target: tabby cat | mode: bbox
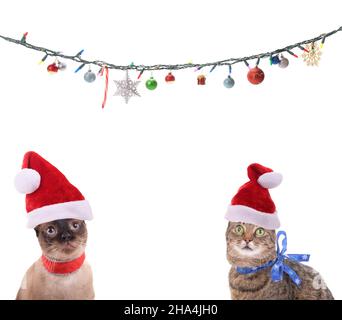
[226,222,334,300]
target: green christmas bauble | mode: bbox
[146,77,158,90]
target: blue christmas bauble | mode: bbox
[84,70,96,83]
[223,76,235,88]
[270,55,280,65]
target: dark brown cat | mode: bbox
[226,222,334,300]
[16,218,94,300]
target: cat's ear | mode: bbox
[34,227,39,237]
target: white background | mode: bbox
[0,0,341,299]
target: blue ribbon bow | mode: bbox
[236,230,310,287]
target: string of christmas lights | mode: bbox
[0,26,341,106]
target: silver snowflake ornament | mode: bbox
[114,70,140,104]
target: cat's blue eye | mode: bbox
[71,222,80,230]
[46,226,56,236]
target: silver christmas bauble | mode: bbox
[57,61,67,71]
[84,70,96,83]
[223,76,235,88]
[279,57,289,68]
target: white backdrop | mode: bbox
[0,0,341,299]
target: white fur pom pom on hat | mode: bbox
[14,168,41,194]
[257,171,283,189]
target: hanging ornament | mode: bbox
[247,66,265,85]
[270,55,280,65]
[101,66,109,109]
[165,72,175,83]
[278,54,289,68]
[114,70,141,104]
[84,69,96,83]
[223,65,234,88]
[145,76,158,90]
[57,61,67,71]
[47,63,58,73]
[197,74,206,85]
[223,76,235,88]
[302,42,322,66]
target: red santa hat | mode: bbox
[225,163,282,230]
[14,151,93,228]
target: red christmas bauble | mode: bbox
[247,67,265,85]
[47,63,59,73]
[165,72,175,83]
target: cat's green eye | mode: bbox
[234,225,245,236]
[255,227,265,237]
